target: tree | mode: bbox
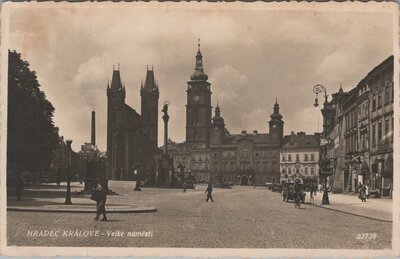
[7,50,59,184]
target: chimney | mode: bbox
[91,111,96,146]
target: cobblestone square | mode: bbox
[7,181,392,249]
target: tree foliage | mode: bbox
[8,50,59,178]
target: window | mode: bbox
[385,86,390,105]
[310,154,315,161]
[372,96,376,111]
[372,124,376,146]
[385,119,389,141]
[296,154,300,161]
[378,122,382,142]
[263,162,267,170]
[241,148,249,157]
[311,167,315,175]
[288,154,292,161]
[304,154,309,161]
[391,82,394,102]
[281,169,285,175]
[282,154,286,161]
[191,108,199,126]
[305,167,308,175]
[378,91,382,108]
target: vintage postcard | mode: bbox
[0,1,399,257]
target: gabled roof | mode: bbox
[281,134,320,149]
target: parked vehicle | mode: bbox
[283,182,306,203]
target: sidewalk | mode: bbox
[311,192,392,222]
[7,182,157,213]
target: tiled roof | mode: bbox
[282,134,320,149]
[225,133,278,144]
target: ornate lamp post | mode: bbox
[313,84,331,205]
[64,139,73,205]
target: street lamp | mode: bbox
[134,165,141,191]
[64,139,72,205]
[313,84,330,205]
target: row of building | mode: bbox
[160,42,321,186]
[103,41,393,191]
[324,56,394,197]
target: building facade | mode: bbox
[280,132,320,184]
[326,56,393,197]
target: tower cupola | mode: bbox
[268,98,284,144]
[212,103,224,125]
[190,39,208,81]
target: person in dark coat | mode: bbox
[183,182,187,193]
[205,183,214,202]
[94,182,108,221]
[14,174,24,201]
[358,183,367,202]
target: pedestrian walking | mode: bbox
[205,183,214,202]
[183,182,187,193]
[358,182,366,202]
[93,182,108,221]
[14,174,24,201]
[365,183,369,199]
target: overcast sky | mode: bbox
[8,4,394,151]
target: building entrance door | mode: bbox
[240,175,249,185]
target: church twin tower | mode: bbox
[106,41,284,179]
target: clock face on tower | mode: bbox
[193,95,200,102]
[272,124,277,128]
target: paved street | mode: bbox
[7,181,391,249]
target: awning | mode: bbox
[361,161,369,175]
[383,154,393,178]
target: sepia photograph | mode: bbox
[0,1,398,257]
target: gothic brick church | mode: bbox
[106,67,160,181]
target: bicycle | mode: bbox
[294,192,301,209]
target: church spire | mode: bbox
[196,38,203,69]
[110,67,123,90]
[142,66,158,93]
[215,103,221,117]
[274,97,280,114]
[190,38,208,81]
